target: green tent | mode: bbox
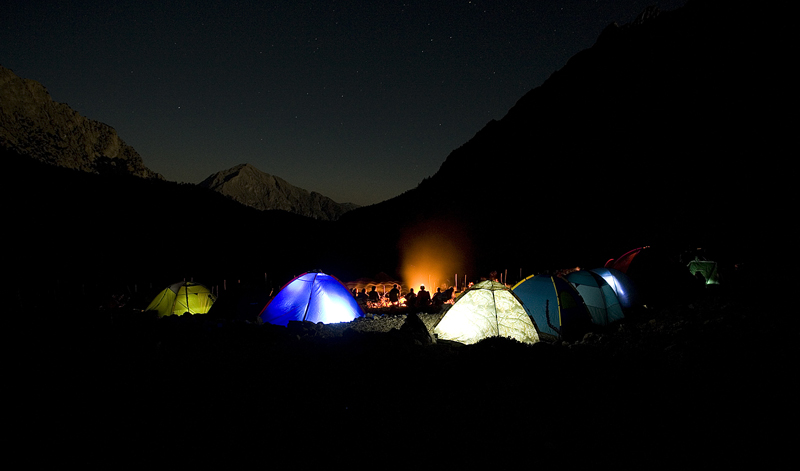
[688,258,720,285]
[145,281,216,318]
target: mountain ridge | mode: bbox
[6,0,784,286]
[337,0,782,274]
[0,65,162,180]
[1,65,360,220]
[198,163,360,221]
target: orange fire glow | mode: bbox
[397,219,473,293]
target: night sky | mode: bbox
[3,0,687,206]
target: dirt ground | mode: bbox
[21,280,795,468]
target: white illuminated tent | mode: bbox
[433,280,540,345]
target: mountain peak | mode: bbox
[198,163,358,221]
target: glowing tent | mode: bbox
[512,274,592,341]
[565,270,624,326]
[145,281,216,318]
[588,267,637,309]
[433,280,539,345]
[687,258,720,285]
[258,271,365,327]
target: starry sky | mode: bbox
[3,0,686,206]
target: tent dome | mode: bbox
[588,267,637,309]
[145,281,216,318]
[512,274,592,341]
[687,258,720,285]
[258,271,365,326]
[565,270,624,326]
[605,246,695,305]
[433,280,539,345]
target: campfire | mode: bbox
[345,279,457,312]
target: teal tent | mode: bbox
[565,270,624,326]
[512,274,593,341]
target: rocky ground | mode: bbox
[26,280,795,468]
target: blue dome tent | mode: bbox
[512,274,593,341]
[258,271,365,326]
[565,270,625,326]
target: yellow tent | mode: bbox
[145,281,216,318]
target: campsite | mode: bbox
[9,156,788,466]
[7,1,791,466]
[25,245,791,467]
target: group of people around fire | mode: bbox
[352,283,454,310]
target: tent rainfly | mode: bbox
[433,280,540,345]
[145,281,216,318]
[604,247,647,273]
[258,271,365,327]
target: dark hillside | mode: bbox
[337,0,783,276]
[7,147,330,304]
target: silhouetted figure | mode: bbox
[405,288,416,308]
[368,286,380,303]
[416,285,431,308]
[432,287,444,307]
[443,286,454,301]
[388,284,400,304]
[356,288,368,304]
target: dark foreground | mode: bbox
[22,282,794,468]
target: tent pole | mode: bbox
[302,273,318,322]
[492,290,499,337]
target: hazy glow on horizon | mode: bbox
[398,219,473,292]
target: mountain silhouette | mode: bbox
[6,0,784,291]
[335,0,782,277]
[0,65,162,180]
[198,163,359,221]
